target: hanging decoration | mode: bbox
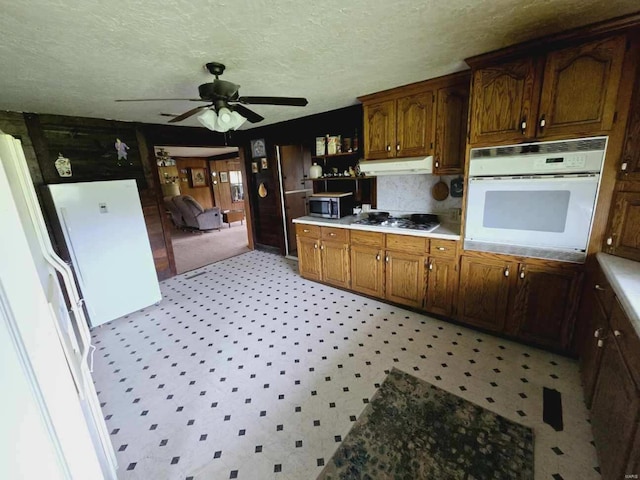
[54,153,72,177]
[114,138,130,164]
[258,182,267,198]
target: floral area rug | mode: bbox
[318,368,534,480]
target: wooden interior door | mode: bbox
[457,256,513,331]
[537,35,626,138]
[363,100,396,159]
[385,251,425,308]
[434,82,469,174]
[469,57,540,144]
[211,159,245,212]
[510,263,581,350]
[607,191,640,262]
[320,240,350,289]
[350,244,384,297]
[396,90,434,158]
[425,257,457,317]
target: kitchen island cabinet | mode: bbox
[467,34,627,145]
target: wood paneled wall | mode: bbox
[174,157,214,209]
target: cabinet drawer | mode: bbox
[351,230,384,247]
[593,265,615,317]
[429,239,458,258]
[609,300,640,389]
[296,223,321,238]
[386,234,428,254]
[321,227,349,242]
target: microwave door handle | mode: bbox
[330,199,337,217]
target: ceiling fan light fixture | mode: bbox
[197,109,218,130]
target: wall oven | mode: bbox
[308,192,353,219]
[464,137,607,263]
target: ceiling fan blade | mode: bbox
[115,98,204,102]
[168,105,210,123]
[236,96,308,107]
[231,104,264,123]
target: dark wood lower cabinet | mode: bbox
[607,191,640,262]
[510,263,581,350]
[578,293,608,408]
[590,331,639,480]
[425,256,457,317]
[457,256,512,332]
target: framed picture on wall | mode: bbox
[188,167,208,187]
[251,138,266,158]
[219,171,229,183]
[260,157,268,170]
[251,162,259,173]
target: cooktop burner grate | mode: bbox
[354,216,440,232]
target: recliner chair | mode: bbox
[164,196,186,229]
[172,195,222,231]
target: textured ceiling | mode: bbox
[1,0,638,130]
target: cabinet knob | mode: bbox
[597,339,604,348]
[428,262,433,271]
[303,229,310,233]
[396,143,400,151]
[520,117,527,135]
[614,329,623,338]
[519,268,525,279]
[314,243,318,249]
[594,328,604,338]
[320,244,324,250]
[539,115,546,130]
[329,232,336,236]
[385,255,390,263]
[386,145,392,152]
[437,246,446,251]
[376,253,381,261]
[594,284,606,291]
[504,267,510,277]
[434,160,440,169]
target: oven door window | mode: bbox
[465,175,600,250]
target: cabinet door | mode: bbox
[607,191,640,262]
[396,91,434,158]
[591,338,640,480]
[425,257,458,317]
[578,279,609,408]
[457,256,513,331]
[296,235,322,281]
[537,35,626,138]
[385,251,425,309]
[469,57,539,144]
[320,240,350,289]
[510,263,581,350]
[350,244,384,298]
[434,82,469,174]
[363,100,396,160]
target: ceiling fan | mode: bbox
[116,62,308,131]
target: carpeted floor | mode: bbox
[170,223,250,274]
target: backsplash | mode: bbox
[376,174,463,217]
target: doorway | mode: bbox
[155,146,252,274]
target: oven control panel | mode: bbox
[533,155,587,170]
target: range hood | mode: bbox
[359,156,433,176]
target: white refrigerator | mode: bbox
[0,132,118,479]
[47,180,161,327]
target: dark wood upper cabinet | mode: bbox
[468,34,628,145]
[606,191,640,262]
[537,35,626,138]
[363,100,396,160]
[434,82,469,174]
[396,90,434,158]
[360,72,469,173]
[469,57,540,145]
[619,60,640,182]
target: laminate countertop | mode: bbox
[596,253,640,337]
[292,215,461,240]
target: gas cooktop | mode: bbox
[353,216,440,232]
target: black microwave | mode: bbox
[308,192,353,219]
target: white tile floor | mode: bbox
[91,250,601,480]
